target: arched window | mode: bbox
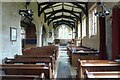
[59,25,68,39]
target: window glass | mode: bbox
[82,16,86,38]
[59,25,68,39]
[89,7,97,37]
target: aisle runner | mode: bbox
[57,46,72,79]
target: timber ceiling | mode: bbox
[37,2,88,29]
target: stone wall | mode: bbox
[1,2,50,63]
[2,2,24,61]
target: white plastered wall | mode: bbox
[1,2,48,63]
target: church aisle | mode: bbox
[56,46,73,80]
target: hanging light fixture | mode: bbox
[19,9,33,17]
[95,2,111,17]
[19,2,33,17]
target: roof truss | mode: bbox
[53,22,74,29]
[37,2,88,28]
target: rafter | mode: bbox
[54,24,73,30]
[70,2,88,16]
[46,9,80,22]
[38,2,57,16]
[51,3,55,18]
[44,12,46,23]
[37,2,88,27]
[63,3,85,9]
[48,15,77,25]
[50,15,76,20]
[52,3,62,8]
[53,22,74,29]
[38,2,50,6]
[45,9,80,15]
[53,20,75,25]
[71,4,74,12]
[52,3,83,9]
[50,18,75,23]
[37,2,88,17]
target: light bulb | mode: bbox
[28,10,31,14]
[105,10,109,15]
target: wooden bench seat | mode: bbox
[4,57,55,74]
[71,51,99,66]
[14,54,55,66]
[0,64,52,79]
[23,52,55,60]
[14,54,55,65]
[0,74,43,80]
[85,70,120,80]
[23,45,58,60]
[76,59,120,79]
[67,46,99,66]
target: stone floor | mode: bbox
[55,46,76,79]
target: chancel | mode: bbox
[0,0,120,80]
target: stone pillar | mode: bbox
[36,26,42,47]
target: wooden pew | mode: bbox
[21,45,58,71]
[76,59,120,79]
[17,46,57,70]
[4,57,55,74]
[71,51,99,66]
[67,46,98,66]
[67,46,93,52]
[85,70,120,80]
[15,55,54,65]
[14,54,55,65]
[0,74,42,80]
[0,64,52,79]
[23,48,55,58]
[16,55,55,71]
[23,45,58,60]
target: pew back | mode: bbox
[76,59,120,79]
[23,45,58,60]
[0,75,40,80]
[67,46,99,66]
[0,64,52,79]
[72,51,99,66]
[4,57,55,73]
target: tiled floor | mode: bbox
[55,46,76,79]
